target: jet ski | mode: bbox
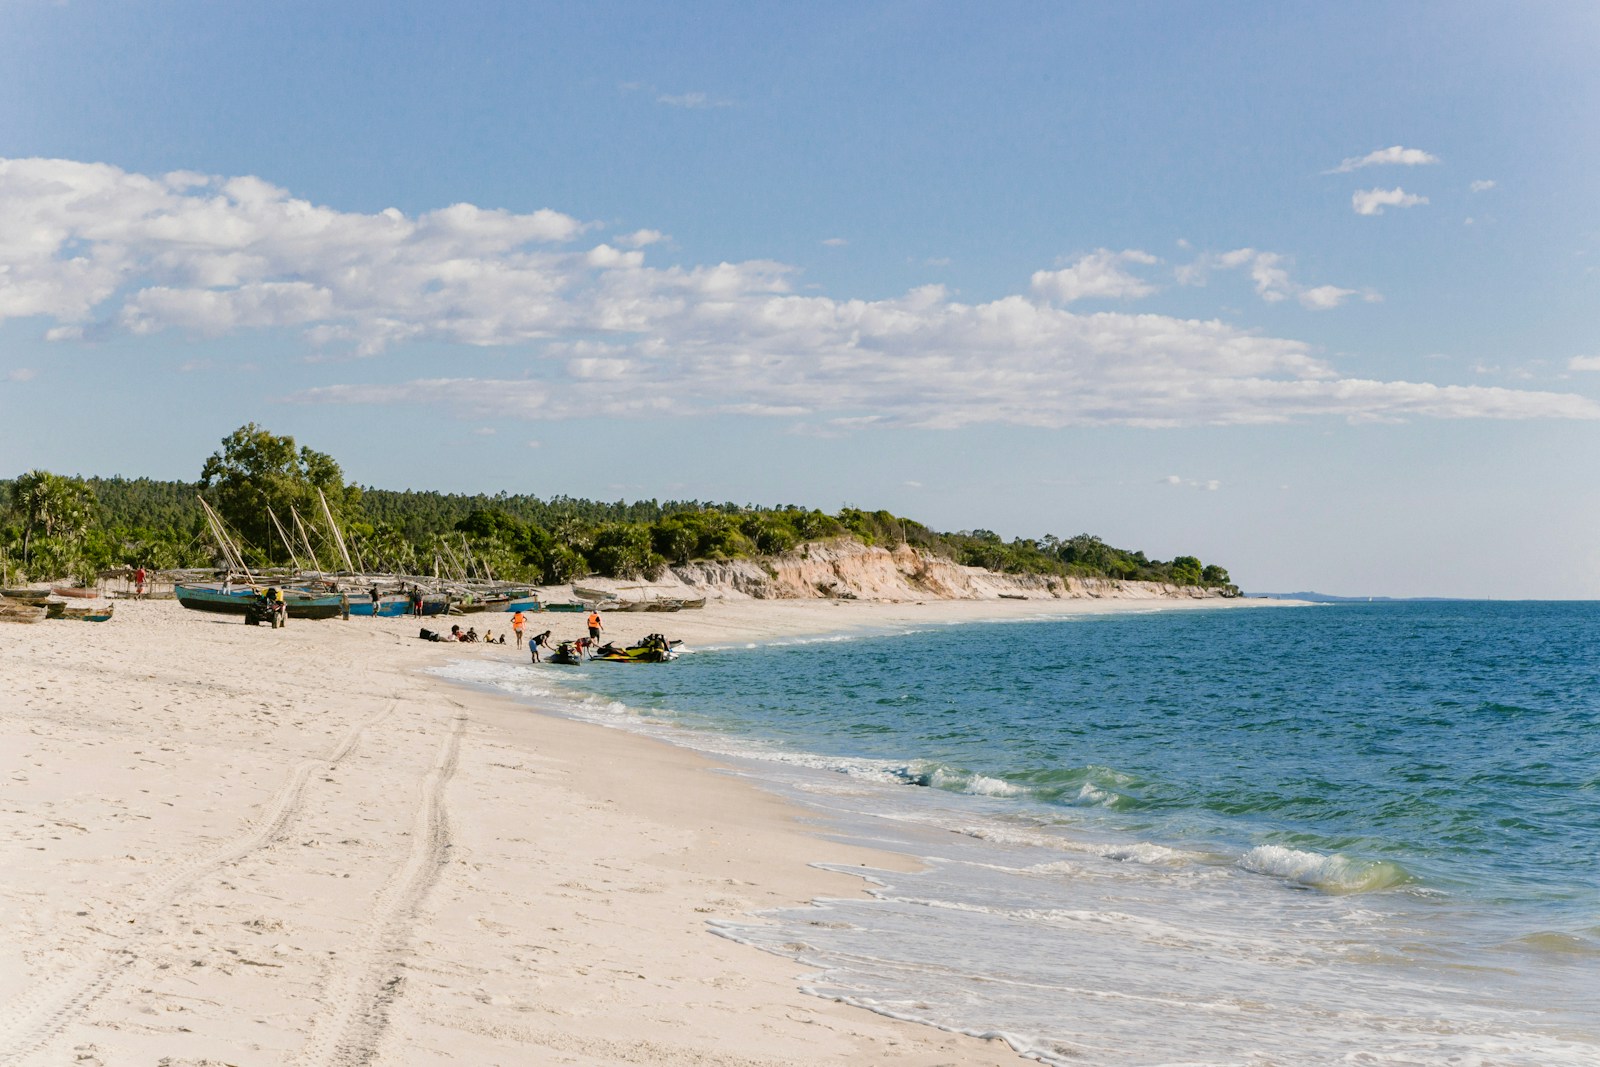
[548,641,584,665]
[594,633,682,663]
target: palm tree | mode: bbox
[11,470,95,569]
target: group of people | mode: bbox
[511,609,605,663]
[422,623,505,643]
[416,609,605,656]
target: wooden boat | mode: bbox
[51,586,99,599]
[175,583,347,621]
[455,594,541,614]
[540,601,589,612]
[346,593,413,617]
[0,595,47,623]
[47,602,115,622]
[0,587,49,601]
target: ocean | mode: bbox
[434,601,1600,1066]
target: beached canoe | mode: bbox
[175,583,348,621]
[0,588,49,602]
[0,595,47,623]
[346,594,413,617]
[47,602,115,622]
[452,593,541,614]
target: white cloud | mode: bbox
[1470,180,1497,193]
[1353,187,1429,216]
[1162,474,1221,490]
[616,229,665,248]
[1569,356,1600,372]
[1298,285,1357,310]
[822,237,848,247]
[4,367,37,382]
[1328,146,1441,173]
[656,91,732,109]
[1031,249,1158,304]
[5,156,1596,430]
[1179,248,1365,309]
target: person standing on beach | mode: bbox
[511,611,527,648]
[586,610,603,649]
[410,585,423,617]
[133,565,147,600]
[369,584,380,616]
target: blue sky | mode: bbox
[2,1,1597,597]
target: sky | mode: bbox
[1,0,1597,598]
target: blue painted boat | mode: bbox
[346,594,413,617]
[175,583,347,620]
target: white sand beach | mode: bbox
[0,594,1266,1065]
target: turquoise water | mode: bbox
[441,602,1600,1065]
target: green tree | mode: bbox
[589,523,658,578]
[10,469,97,572]
[1170,555,1203,585]
[198,424,360,565]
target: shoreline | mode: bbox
[0,595,1287,1064]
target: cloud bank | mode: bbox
[2,157,1595,428]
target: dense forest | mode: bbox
[1,424,1234,591]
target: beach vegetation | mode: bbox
[1,426,1237,592]
[199,423,362,566]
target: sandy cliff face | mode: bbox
[658,539,1231,603]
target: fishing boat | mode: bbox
[0,588,49,602]
[51,586,100,599]
[454,593,541,614]
[174,583,347,621]
[346,593,414,617]
[0,595,47,623]
[47,602,115,622]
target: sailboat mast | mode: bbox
[197,496,256,584]
[267,507,305,572]
[318,489,356,573]
[289,507,325,574]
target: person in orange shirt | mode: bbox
[511,611,527,648]
[586,610,603,648]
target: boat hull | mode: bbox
[175,584,347,620]
[47,602,115,622]
[346,594,412,617]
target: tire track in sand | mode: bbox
[290,710,465,1067]
[0,700,400,1064]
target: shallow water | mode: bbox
[435,602,1600,1065]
